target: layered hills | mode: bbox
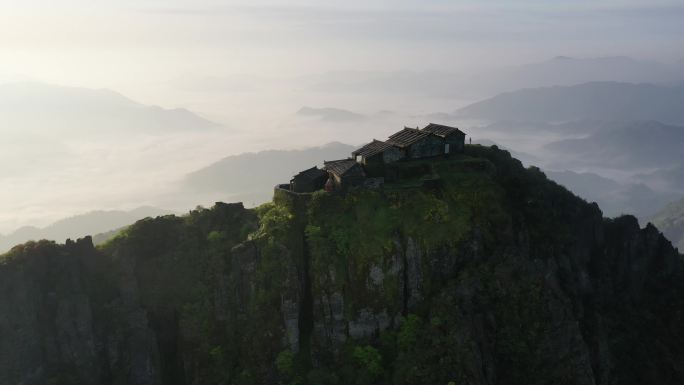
[545,170,680,219]
[0,206,175,253]
[303,56,684,100]
[543,120,684,169]
[0,82,218,135]
[651,198,684,252]
[182,142,356,205]
[457,82,684,124]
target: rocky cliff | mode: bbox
[0,146,682,385]
[0,237,159,385]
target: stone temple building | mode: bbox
[421,123,466,155]
[282,123,466,193]
[289,167,328,193]
[323,159,366,191]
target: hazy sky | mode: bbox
[1,0,683,103]
[0,0,683,233]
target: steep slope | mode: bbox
[650,198,684,251]
[457,82,684,124]
[1,146,682,385]
[0,203,257,385]
[546,170,682,219]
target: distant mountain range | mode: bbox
[0,206,174,253]
[0,82,219,135]
[304,56,684,99]
[457,82,684,124]
[636,165,684,193]
[182,142,356,204]
[463,118,684,220]
[475,119,630,136]
[482,56,683,91]
[296,107,366,122]
[546,170,681,219]
[543,120,684,169]
[534,120,684,219]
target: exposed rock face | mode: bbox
[0,149,682,384]
[0,237,160,385]
[301,210,679,384]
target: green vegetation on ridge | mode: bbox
[1,145,681,385]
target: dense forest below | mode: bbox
[0,145,682,385]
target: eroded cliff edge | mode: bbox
[1,145,682,385]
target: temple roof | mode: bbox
[352,140,397,158]
[387,127,431,148]
[422,123,465,138]
[291,166,327,181]
[324,159,365,177]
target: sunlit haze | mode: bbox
[1,0,683,232]
[3,2,684,383]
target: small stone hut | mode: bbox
[351,139,404,166]
[323,159,366,190]
[282,122,467,195]
[290,166,327,193]
[387,127,445,159]
[351,139,404,177]
[421,123,465,155]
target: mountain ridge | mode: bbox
[0,206,175,253]
[543,120,684,169]
[1,145,682,384]
[456,82,684,124]
[303,56,684,99]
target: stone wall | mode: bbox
[408,135,445,159]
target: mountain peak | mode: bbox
[3,144,682,384]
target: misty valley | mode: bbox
[4,73,684,254]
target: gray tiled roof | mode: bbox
[324,159,365,177]
[352,140,397,158]
[422,123,465,137]
[292,166,327,181]
[387,127,431,148]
